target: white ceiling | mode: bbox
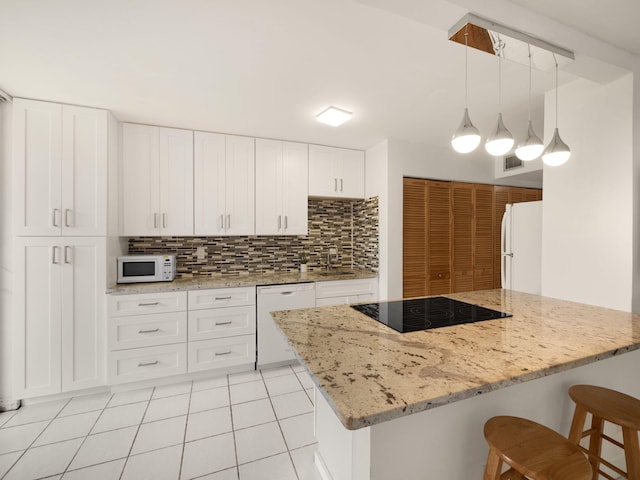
[0,0,635,151]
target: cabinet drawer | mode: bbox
[188,286,255,310]
[109,312,187,351]
[108,343,187,384]
[189,305,256,341]
[108,291,187,317]
[315,278,378,299]
[188,335,256,373]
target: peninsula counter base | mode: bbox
[313,349,640,480]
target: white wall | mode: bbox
[541,75,634,311]
[0,103,15,409]
[632,59,640,314]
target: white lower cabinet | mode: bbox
[188,335,255,373]
[14,237,106,399]
[315,278,378,307]
[107,287,256,385]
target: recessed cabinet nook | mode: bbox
[12,97,373,401]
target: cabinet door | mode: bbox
[403,178,427,298]
[255,138,283,235]
[13,99,62,236]
[473,185,494,290]
[14,238,62,398]
[451,183,473,292]
[61,237,106,392]
[308,144,337,197]
[225,135,255,235]
[61,106,108,236]
[194,131,226,235]
[281,141,308,234]
[121,123,160,236]
[426,181,451,294]
[336,149,365,199]
[159,128,193,235]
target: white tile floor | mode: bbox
[0,364,322,480]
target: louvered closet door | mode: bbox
[494,186,511,288]
[403,178,427,298]
[451,183,473,292]
[426,181,451,295]
[474,184,494,290]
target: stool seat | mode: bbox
[568,385,640,480]
[484,416,592,480]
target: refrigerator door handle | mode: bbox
[500,210,511,289]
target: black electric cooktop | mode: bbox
[351,297,512,333]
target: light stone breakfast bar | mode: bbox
[271,289,640,480]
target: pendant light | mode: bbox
[451,28,481,154]
[485,39,514,156]
[542,54,571,166]
[515,46,544,161]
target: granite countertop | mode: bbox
[271,289,640,430]
[107,269,377,295]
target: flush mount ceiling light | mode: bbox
[515,45,544,161]
[542,55,571,166]
[485,38,514,156]
[316,106,352,127]
[451,26,481,154]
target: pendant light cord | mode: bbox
[527,45,532,122]
[464,28,469,108]
[554,53,559,127]
[497,39,503,111]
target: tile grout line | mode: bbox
[228,373,241,480]
[1,396,74,480]
[177,380,194,480]
[117,386,156,480]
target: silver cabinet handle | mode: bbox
[226,214,231,230]
[284,216,288,229]
[138,301,159,306]
[281,291,294,295]
[219,214,224,231]
[138,360,159,367]
[215,321,233,326]
[340,178,343,192]
[278,215,282,230]
[215,351,232,356]
[162,213,166,228]
[52,246,60,264]
[154,213,158,228]
[65,209,71,227]
[334,178,338,192]
[138,328,160,334]
[52,208,61,227]
[215,296,232,300]
[64,246,71,264]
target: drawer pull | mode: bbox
[215,350,232,356]
[215,321,233,326]
[138,360,159,367]
[215,296,232,300]
[138,302,160,306]
[138,328,160,334]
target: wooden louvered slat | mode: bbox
[451,182,473,292]
[426,181,451,295]
[403,178,427,298]
[474,184,494,290]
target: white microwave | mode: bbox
[117,254,176,284]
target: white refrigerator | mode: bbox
[501,201,542,294]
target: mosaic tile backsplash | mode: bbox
[128,198,379,277]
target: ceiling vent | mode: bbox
[0,89,13,103]
[504,154,523,171]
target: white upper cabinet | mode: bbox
[256,139,308,235]
[121,123,193,236]
[194,132,255,236]
[13,99,107,236]
[308,144,365,199]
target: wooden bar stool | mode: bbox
[484,416,592,480]
[568,385,640,480]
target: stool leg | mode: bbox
[569,404,588,444]
[622,426,640,480]
[483,447,504,480]
[588,415,604,480]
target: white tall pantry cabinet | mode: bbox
[12,98,111,400]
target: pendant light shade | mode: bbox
[451,27,480,154]
[515,120,544,161]
[451,108,481,153]
[542,127,570,166]
[542,54,570,166]
[485,113,514,156]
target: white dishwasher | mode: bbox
[257,283,315,368]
